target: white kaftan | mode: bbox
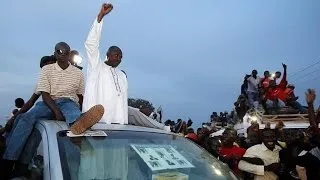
[83,18,128,124]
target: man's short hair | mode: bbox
[261,129,276,137]
[40,56,56,68]
[70,50,79,55]
[223,128,237,135]
[107,46,122,55]
[187,128,195,134]
[55,42,70,51]
[164,120,172,126]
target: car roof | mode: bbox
[38,120,174,135]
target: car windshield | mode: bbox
[57,130,238,180]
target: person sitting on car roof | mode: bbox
[0,42,104,180]
[264,79,287,114]
[283,84,307,114]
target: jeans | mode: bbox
[19,129,42,164]
[3,98,81,161]
[266,99,285,113]
[247,91,259,108]
[287,101,307,114]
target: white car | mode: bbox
[22,120,239,180]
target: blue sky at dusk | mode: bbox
[0,0,319,128]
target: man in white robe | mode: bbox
[84,3,128,124]
[81,5,129,179]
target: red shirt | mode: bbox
[265,75,288,101]
[278,88,294,102]
[266,87,285,101]
[219,146,246,174]
[185,133,198,141]
[261,77,271,88]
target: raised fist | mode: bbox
[282,63,287,69]
[100,3,113,16]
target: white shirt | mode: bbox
[128,107,170,131]
[83,18,128,124]
[275,78,281,85]
[247,76,261,92]
[238,143,281,180]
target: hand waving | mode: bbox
[305,89,316,104]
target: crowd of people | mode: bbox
[236,63,307,120]
[1,54,318,180]
[0,3,319,180]
[159,63,320,180]
[170,89,319,180]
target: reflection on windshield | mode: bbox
[57,130,238,180]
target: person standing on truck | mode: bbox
[260,71,271,88]
[241,74,251,99]
[83,3,128,124]
[246,70,261,108]
[273,63,287,85]
[0,42,104,180]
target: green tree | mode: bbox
[128,98,155,112]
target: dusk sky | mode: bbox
[1,0,319,128]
